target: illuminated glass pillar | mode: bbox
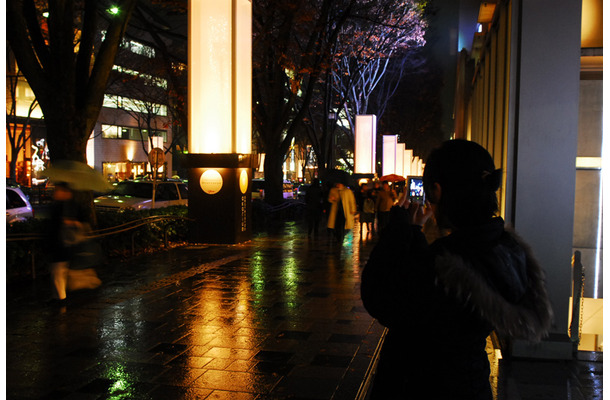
[187,0,252,244]
[382,135,397,176]
[404,149,413,177]
[411,156,420,177]
[396,142,405,177]
[355,115,377,174]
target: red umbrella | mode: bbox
[379,174,406,183]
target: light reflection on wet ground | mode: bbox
[5,220,602,399]
[6,221,383,399]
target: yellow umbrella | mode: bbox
[46,160,113,193]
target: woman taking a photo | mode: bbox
[361,140,553,399]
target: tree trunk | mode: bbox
[43,112,89,162]
[9,157,18,182]
[263,151,285,206]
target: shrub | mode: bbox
[6,206,189,282]
[6,201,306,283]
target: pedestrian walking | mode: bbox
[327,182,357,243]
[355,182,367,215]
[360,186,376,236]
[47,183,102,304]
[369,180,381,231]
[360,139,553,399]
[305,179,323,237]
[375,181,396,231]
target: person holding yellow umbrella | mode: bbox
[45,160,112,305]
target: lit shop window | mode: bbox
[101,125,119,139]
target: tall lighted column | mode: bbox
[382,135,397,176]
[396,142,405,177]
[354,115,377,174]
[187,0,253,244]
[411,156,420,177]
[404,149,413,177]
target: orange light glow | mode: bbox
[581,0,602,48]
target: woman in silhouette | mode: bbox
[361,140,553,399]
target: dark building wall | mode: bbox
[454,0,585,358]
[424,0,461,139]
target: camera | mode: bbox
[407,176,425,204]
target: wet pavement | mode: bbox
[5,220,603,399]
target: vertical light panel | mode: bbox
[411,156,420,176]
[382,135,397,176]
[404,149,413,176]
[86,131,95,168]
[149,136,164,151]
[189,0,251,154]
[234,0,252,154]
[355,115,377,174]
[396,143,405,177]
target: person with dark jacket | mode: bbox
[48,183,101,303]
[360,140,553,399]
[305,179,323,237]
[375,181,396,231]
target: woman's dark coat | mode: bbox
[360,207,553,399]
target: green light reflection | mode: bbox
[103,363,134,399]
[251,251,265,297]
[281,256,299,316]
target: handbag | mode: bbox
[70,239,103,270]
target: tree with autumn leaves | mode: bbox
[253,0,427,204]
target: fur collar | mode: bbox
[434,229,553,342]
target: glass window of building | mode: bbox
[101,124,119,139]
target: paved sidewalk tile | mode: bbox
[6,221,382,400]
[6,220,602,400]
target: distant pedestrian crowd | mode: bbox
[304,175,407,244]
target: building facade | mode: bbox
[6,35,177,187]
[452,0,602,358]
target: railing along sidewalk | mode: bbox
[6,215,192,279]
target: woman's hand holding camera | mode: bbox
[397,194,433,227]
[410,201,434,227]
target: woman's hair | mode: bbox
[423,139,501,228]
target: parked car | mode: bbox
[6,185,34,223]
[94,180,188,211]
